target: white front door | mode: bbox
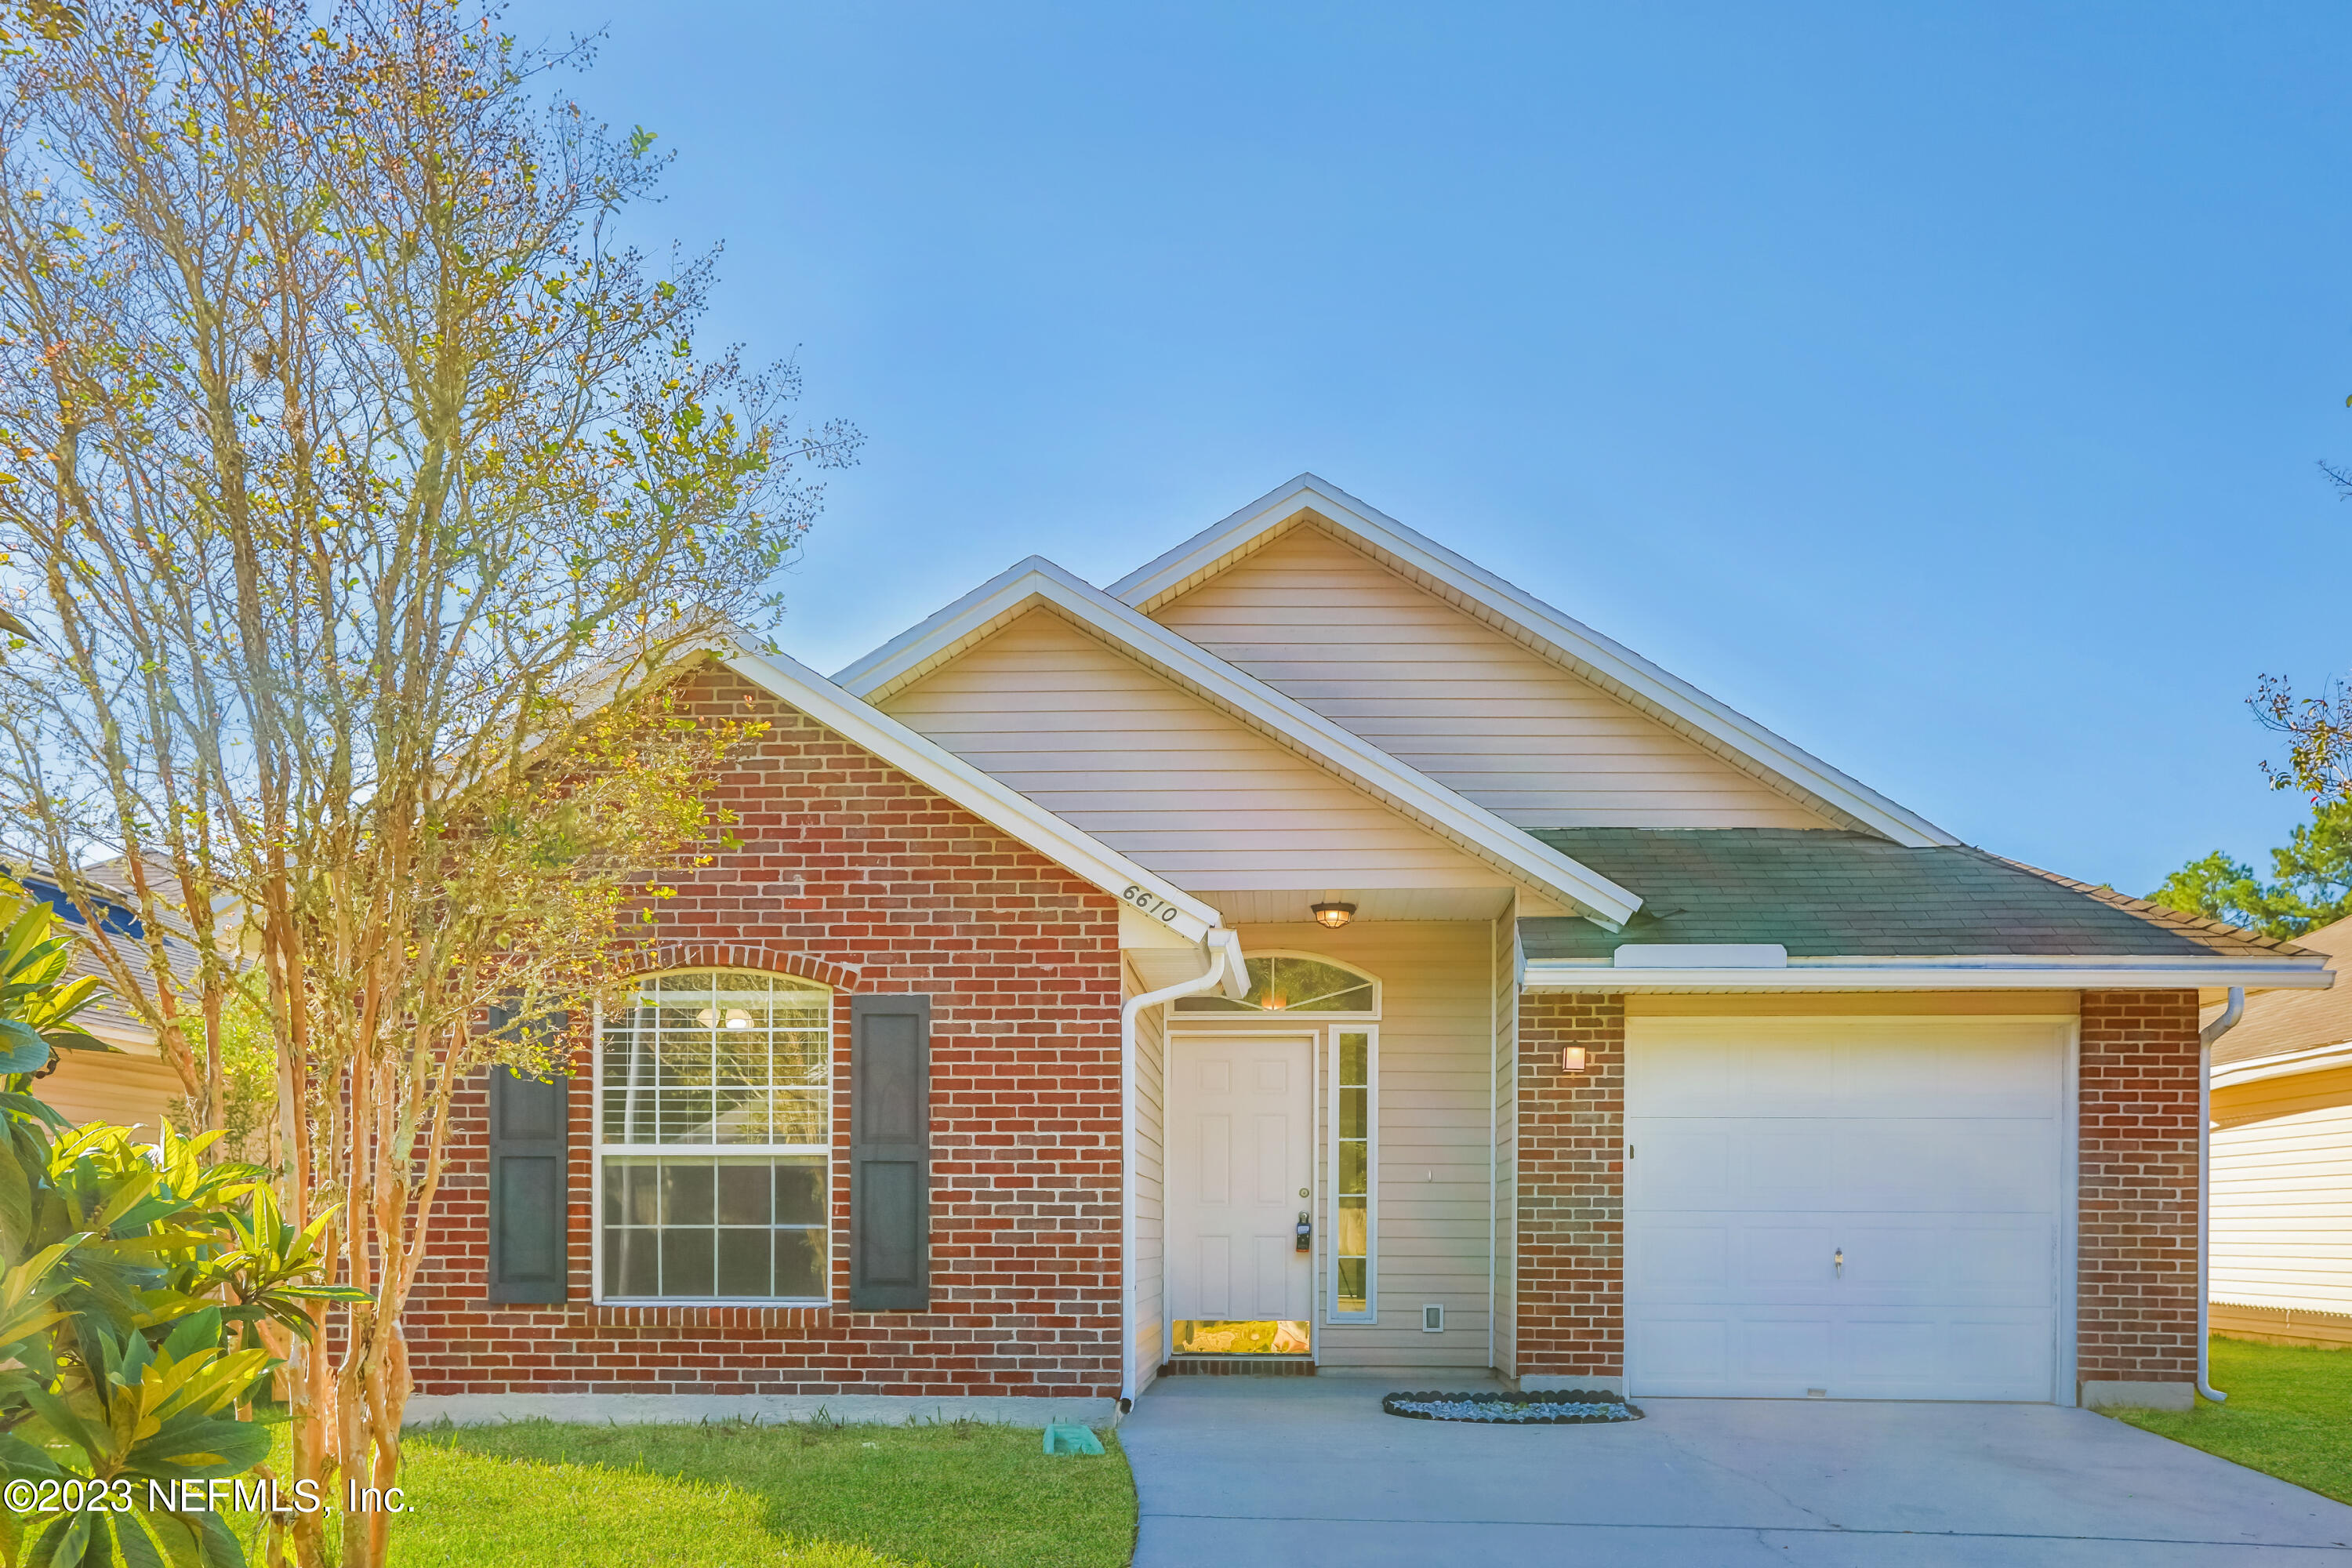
[1167,1033,1315,1336]
[1626,1015,2067,1401]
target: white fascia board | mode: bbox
[1523,955,2338,992]
[2214,1043,2352,1091]
[831,556,1061,698]
[1109,474,1956,849]
[721,648,1225,946]
[830,561,1644,928]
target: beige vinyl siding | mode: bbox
[1127,955,1168,1392]
[884,606,1502,890]
[1181,920,1493,1370]
[41,1048,183,1132]
[1491,906,1519,1377]
[1148,523,1835,831]
[2211,1065,2352,1316]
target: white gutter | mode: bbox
[1118,930,1242,1414]
[1521,957,2336,992]
[2197,987,2245,1405]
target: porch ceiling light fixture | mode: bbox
[1312,901,1357,930]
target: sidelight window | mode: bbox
[1330,1028,1377,1322]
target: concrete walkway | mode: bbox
[1120,1376,2352,1565]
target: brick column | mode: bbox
[2078,989,2200,1410]
[1515,993,1625,1388]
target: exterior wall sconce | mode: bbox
[1560,1046,1588,1074]
[1312,902,1357,930]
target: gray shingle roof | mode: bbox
[1519,829,2307,961]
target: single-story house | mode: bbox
[2209,913,2352,1347]
[403,474,2330,1425]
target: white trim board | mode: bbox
[722,646,1239,967]
[2213,1042,2352,1090]
[1105,474,1955,848]
[829,558,1642,928]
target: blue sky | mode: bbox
[511,1,2352,894]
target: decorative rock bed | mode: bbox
[1380,1389,1643,1425]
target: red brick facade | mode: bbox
[1514,993,1626,1382]
[1512,990,2205,1397]
[2077,989,2201,1390]
[405,670,1126,1399]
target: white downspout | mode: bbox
[1119,930,1240,1414]
[2197,985,2245,1405]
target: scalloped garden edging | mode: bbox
[1380,1389,1644,1425]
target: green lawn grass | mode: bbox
[229,1417,1136,1567]
[2116,1335,2352,1504]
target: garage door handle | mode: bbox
[1834,1247,1844,1279]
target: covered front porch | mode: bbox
[1124,889,1525,1390]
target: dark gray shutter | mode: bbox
[485,1005,572,1304]
[851,995,931,1311]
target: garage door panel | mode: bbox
[1945,1316,2055,1396]
[1744,1317,1831,1378]
[1642,1131,1730,1206]
[1631,1213,2052,1305]
[1637,1225,1730,1289]
[1846,1316,1938,1377]
[1740,1225,1837,1287]
[1638,1316,1728,1386]
[1640,1120,2058,1213]
[1632,1308,2056,1399]
[1744,1131,1834,1199]
[1844,1225,1941,1288]
[1627,1016,2067,1403]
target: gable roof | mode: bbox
[1109,474,1955,848]
[718,646,1239,965]
[830,557,1646,927]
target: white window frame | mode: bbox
[590,972,835,1308]
[1326,1023,1378,1326]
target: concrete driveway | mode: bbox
[1120,1377,2352,1566]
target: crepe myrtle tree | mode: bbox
[0,891,362,1568]
[0,2,855,1564]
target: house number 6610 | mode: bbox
[1120,885,1180,923]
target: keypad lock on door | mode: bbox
[1295,1212,1312,1253]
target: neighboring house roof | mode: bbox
[829,556,1645,927]
[8,869,198,1050]
[2210,913,2352,1077]
[1107,474,1957,848]
[1515,829,2330,992]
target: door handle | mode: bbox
[1834,1247,1844,1279]
[1295,1212,1312,1254]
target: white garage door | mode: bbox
[1626,1014,2067,1402]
